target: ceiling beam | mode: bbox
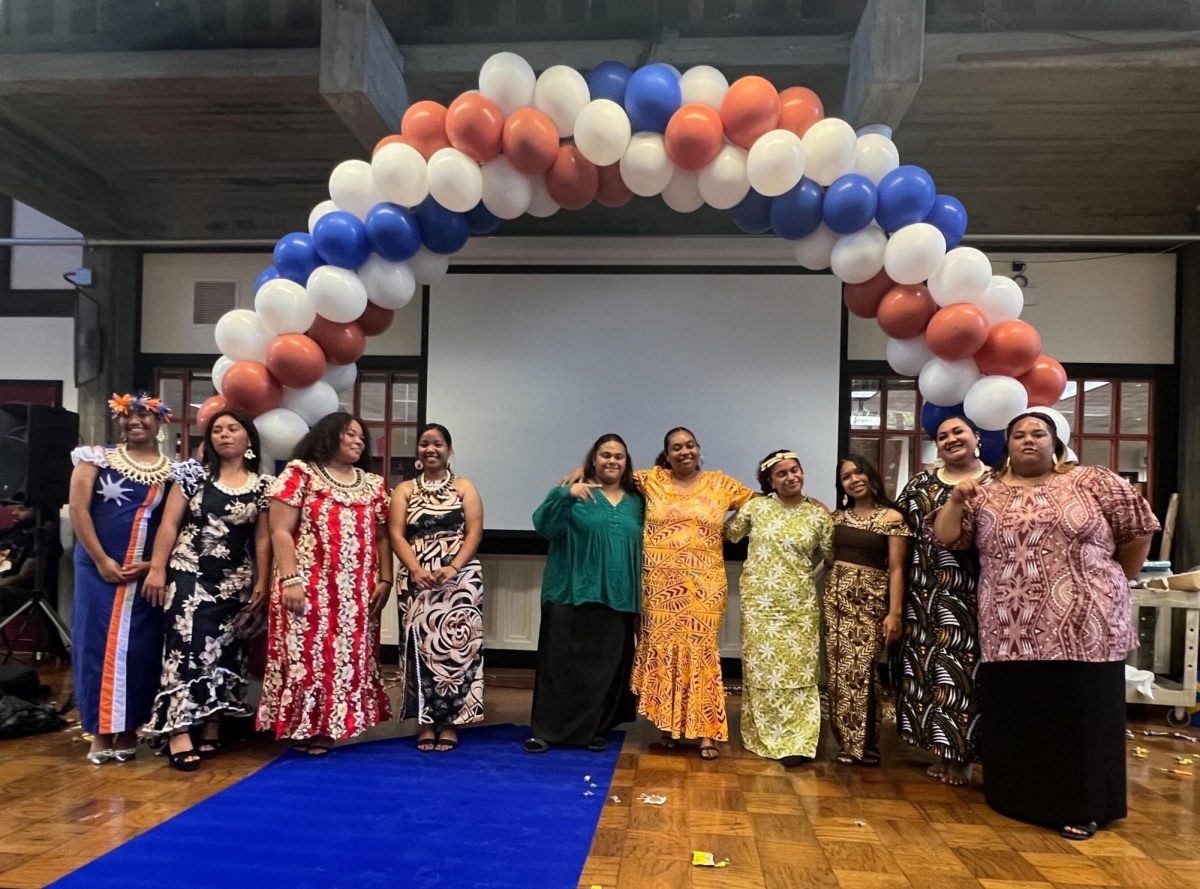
[841,0,924,130]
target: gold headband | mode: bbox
[759,451,800,473]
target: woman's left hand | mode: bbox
[882,612,902,645]
[370,580,392,618]
[431,565,458,586]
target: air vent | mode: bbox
[192,281,237,324]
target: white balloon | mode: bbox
[282,380,340,427]
[928,247,993,307]
[358,254,416,310]
[886,336,934,376]
[974,275,1024,325]
[480,156,533,219]
[919,357,981,406]
[830,227,888,284]
[964,375,1029,431]
[1032,405,1072,446]
[254,278,315,335]
[533,65,591,137]
[793,224,839,270]
[573,99,632,167]
[322,362,358,394]
[211,355,235,395]
[408,247,450,283]
[479,51,536,117]
[306,265,368,324]
[307,200,338,234]
[662,169,704,213]
[328,159,380,219]
[254,408,310,458]
[800,118,858,186]
[679,65,729,110]
[371,142,429,208]
[426,147,483,214]
[619,133,674,197]
[746,129,806,197]
[526,176,561,218]
[852,133,900,185]
[883,223,947,285]
[1065,446,1079,463]
[697,144,750,210]
[214,309,272,363]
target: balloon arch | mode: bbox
[205,52,1072,463]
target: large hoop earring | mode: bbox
[414,459,423,471]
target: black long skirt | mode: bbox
[981,659,1126,827]
[529,601,637,746]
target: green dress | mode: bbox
[726,496,833,759]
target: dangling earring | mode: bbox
[933,457,945,469]
[156,428,166,444]
[244,447,256,461]
[414,459,423,472]
[973,444,981,459]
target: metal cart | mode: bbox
[1128,585,1200,726]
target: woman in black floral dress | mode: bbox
[143,411,273,770]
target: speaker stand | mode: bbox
[0,593,71,664]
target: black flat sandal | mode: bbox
[587,737,609,752]
[523,737,550,753]
[168,748,201,772]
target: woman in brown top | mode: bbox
[826,454,910,765]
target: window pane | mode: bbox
[161,422,185,462]
[338,390,354,413]
[364,424,386,477]
[848,436,880,470]
[392,378,418,423]
[1082,381,1113,434]
[391,427,417,482]
[885,379,916,431]
[359,374,387,421]
[158,377,184,417]
[1120,381,1150,434]
[1118,441,1149,495]
[881,437,910,499]
[850,379,881,431]
[1053,380,1078,430]
[1080,438,1112,469]
[190,375,215,409]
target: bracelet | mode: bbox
[378,577,394,585]
[280,575,304,588]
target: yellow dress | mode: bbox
[629,466,754,740]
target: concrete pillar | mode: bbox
[1176,244,1200,570]
[75,246,139,445]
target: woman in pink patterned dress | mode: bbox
[933,411,1158,841]
[257,413,394,755]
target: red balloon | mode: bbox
[843,269,895,319]
[664,104,725,171]
[720,76,781,149]
[595,163,633,208]
[544,145,599,210]
[357,301,395,336]
[222,361,283,417]
[307,315,366,365]
[265,333,326,388]
[400,101,450,160]
[778,86,824,138]
[975,320,1042,377]
[196,395,228,429]
[876,284,937,339]
[925,304,990,360]
[501,108,559,175]
[446,92,505,163]
[1018,355,1067,406]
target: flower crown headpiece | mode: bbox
[759,451,800,474]
[108,391,173,421]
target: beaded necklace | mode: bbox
[108,444,172,486]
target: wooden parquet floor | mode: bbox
[0,666,1198,889]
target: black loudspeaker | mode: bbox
[0,404,80,507]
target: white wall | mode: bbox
[9,202,81,290]
[0,317,79,411]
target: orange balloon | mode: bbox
[265,333,326,388]
[975,320,1042,377]
[843,269,895,319]
[400,101,450,160]
[720,76,781,149]
[925,304,990,360]
[595,163,633,208]
[664,104,725,171]
[357,301,395,336]
[196,395,228,429]
[446,92,505,163]
[222,361,283,417]
[307,315,366,365]
[876,284,936,339]
[1019,355,1068,407]
[778,86,824,138]
[544,145,599,210]
[501,108,560,175]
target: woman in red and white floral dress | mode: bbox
[257,413,394,755]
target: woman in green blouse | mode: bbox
[524,433,643,753]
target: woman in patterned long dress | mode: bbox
[142,411,273,770]
[894,415,985,787]
[629,427,754,759]
[68,392,174,764]
[389,423,485,753]
[258,413,393,755]
[826,454,909,766]
[725,450,832,767]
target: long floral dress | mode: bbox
[257,461,392,741]
[397,474,485,728]
[726,496,833,759]
[629,467,754,741]
[144,460,273,735]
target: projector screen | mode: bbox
[426,272,843,531]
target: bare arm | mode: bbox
[882,510,907,645]
[388,482,434,590]
[932,478,983,545]
[249,512,273,610]
[370,523,394,618]
[0,557,36,589]
[143,485,187,606]
[269,499,304,614]
[1115,533,1154,581]
[68,462,124,584]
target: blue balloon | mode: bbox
[875,165,936,233]
[924,194,968,249]
[979,429,1005,466]
[921,401,967,438]
[254,266,282,292]
[272,232,319,285]
[466,202,502,235]
[313,210,371,269]
[587,60,633,104]
[732,189,773,235]
[365,203,421,262]
[769,178,824,240]
[623,63,681,133]
[822,174,878,234]
[414,198,470,255]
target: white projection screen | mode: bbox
[426,272,843,531]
